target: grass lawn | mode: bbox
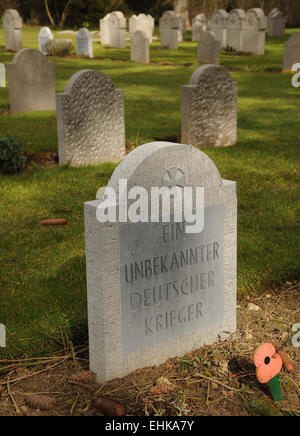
[0,27,299,359]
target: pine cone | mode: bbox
[25,395,56,410]
[68,370,96,384]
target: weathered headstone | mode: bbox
[192,14,207,42]
[0,64,6,88]
[7,49,56,114]
[2,9,22,52]
[77,28,93,58]
[129,14,153,43]
[268,8,285,37]
[85,141,237,382]
[108,11,127,49]
[181,65,238,147]
[131,30,150,64]
[283,33,300,71]
[227,9,246,52]
[177,16,187,43]
[210,10,228,49]
[243,8,266,55]
[197,31,220,65]
[100,13,111,46]
[56,70,125,166]
[39,27,53,55]
[159,11,179,49]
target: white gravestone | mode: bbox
[85,141,237,382]
[177,16,187,43]
[39,27,53,55]
[268,9,285,37]
[131,30,150,64]
[7,49,56,114]
[197,31,220,65]
[283,33,300,71]
[108,11,127,49]
[159,11,179,50]
[2,9,22,52]
[227,9,246,51]
[182,65,238,148]
[129,14,153,43]
[56,70,125,167]
[192,14,208,42]
[0,64,6,88]
[210,10,228,49]
[77,28,93,58]
[243,8,266,55]
[100,13,111,46]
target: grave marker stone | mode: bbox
[100,13,111,45]
[2,9,22,52]
[159,11,179,49]
[181,65,238,147]
[39,27,53,55]
[131,30,150,64]
[0,64,6,88]
[85,141,237,382]
[210,10,228,49]
[77,28,93,58]
[192,14,207,42]
[283,33,300,71]
[56,70,125,166]
[178,16,187,42]
[243,8,266,55]
[227,9,246,51]
[7,48,55,114]
[197,31,220,65]
[108,11,127,49]
[129,14,153,43]
[268,8,285,37]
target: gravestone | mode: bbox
[100,13,111,45]
[268,9,285,37]
[227,9,246,51]
[197,31,220,65]
[39,27,53,55]
[56,70,125,166]
[2,9,22,52]
[0,64,6,88]
[182,65,238,147]
[159,11,179,49]
[77,28,93,58]
[283,33,300,71]
[108,11,127,48]
[192,14,207,42]
[243,8,266,55]
[131,30,150,64]
[7,48,55,114]
[177,16,187,42]
[85,141,237,382]
[210,10,228,49]
[129,14,153,43]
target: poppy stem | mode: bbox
[268,376,284,402]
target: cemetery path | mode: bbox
[0,281,299,416]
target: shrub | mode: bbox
[44,39,73,56]
[0,135,27,174]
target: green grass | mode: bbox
[0,27,299,358]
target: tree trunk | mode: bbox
[59,0,73,27]
[43,0,55,26]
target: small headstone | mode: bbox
[210,10,228,49]
[56,70,125,166]
[227,9,246,51]
[192,13,207,42]
[39,27,53,55]
[243,8,266,55]
[2,9,22,52]
[268,8,285,37]
[181,65,238,147]
[159,11,179,49]
[283,33,300,71]
[7,48,56,114]
[77,28,93,58]
[85,141,237,382]
[131,30,150,64]
[197,31,220,65]
[108,11,127,48]
[0,64,6,88]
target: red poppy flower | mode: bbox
[254,343,282,384]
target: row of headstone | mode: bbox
[39,27,93,58]
[2,9,22,52]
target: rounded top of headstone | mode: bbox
[77,28,90,37]
[189,64,232,87]
[110,11,126,28]
[108,142,223,199]
[269,8,283,18]
[132,30,148,42]
[2,9,22,29]
[161,10,179,27]
[193,13,207,24]
[228,9,246,27]
[39,26,52,36]
[11,48,49,65]
[211,9,228,25]
[246,8,266,29]
[64,69,115,95]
